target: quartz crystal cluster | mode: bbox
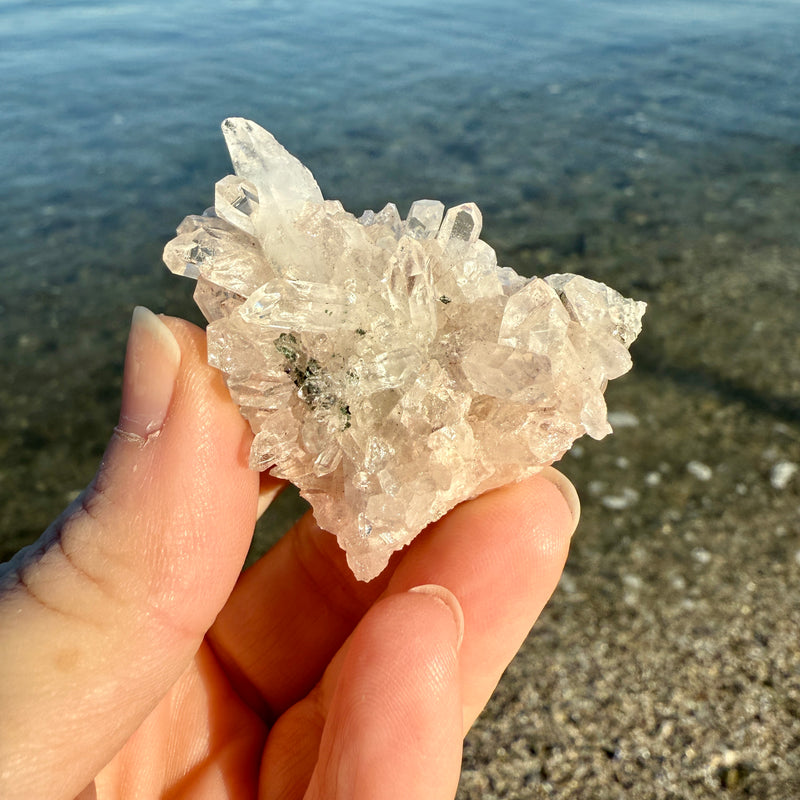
[164,118,646,580]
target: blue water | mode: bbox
[2,0,799,275]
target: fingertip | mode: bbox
[305,590,463,800]
[117,306,181,442]
[408,584,464,651]
[134,306,182,363]
[383,470,577,733]
[538,465,581,536]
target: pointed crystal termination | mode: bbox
[164,119,646,581]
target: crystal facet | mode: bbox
[164,118,646,581]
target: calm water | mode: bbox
[1,0,799,553]
[3,0,799,269]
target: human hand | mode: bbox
[0,308,579,800]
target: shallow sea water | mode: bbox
[2,1,800,796]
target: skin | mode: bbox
[0,311,579,800]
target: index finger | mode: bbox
[208,469,578,725]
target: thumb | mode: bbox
[0,308,259,800]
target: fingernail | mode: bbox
[256,474,288,519]
[539,466,581,534]
[117,307,181,441]
[408,584,464,651]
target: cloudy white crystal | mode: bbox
[164,118,646,581]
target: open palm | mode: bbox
[0,312,577,800]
